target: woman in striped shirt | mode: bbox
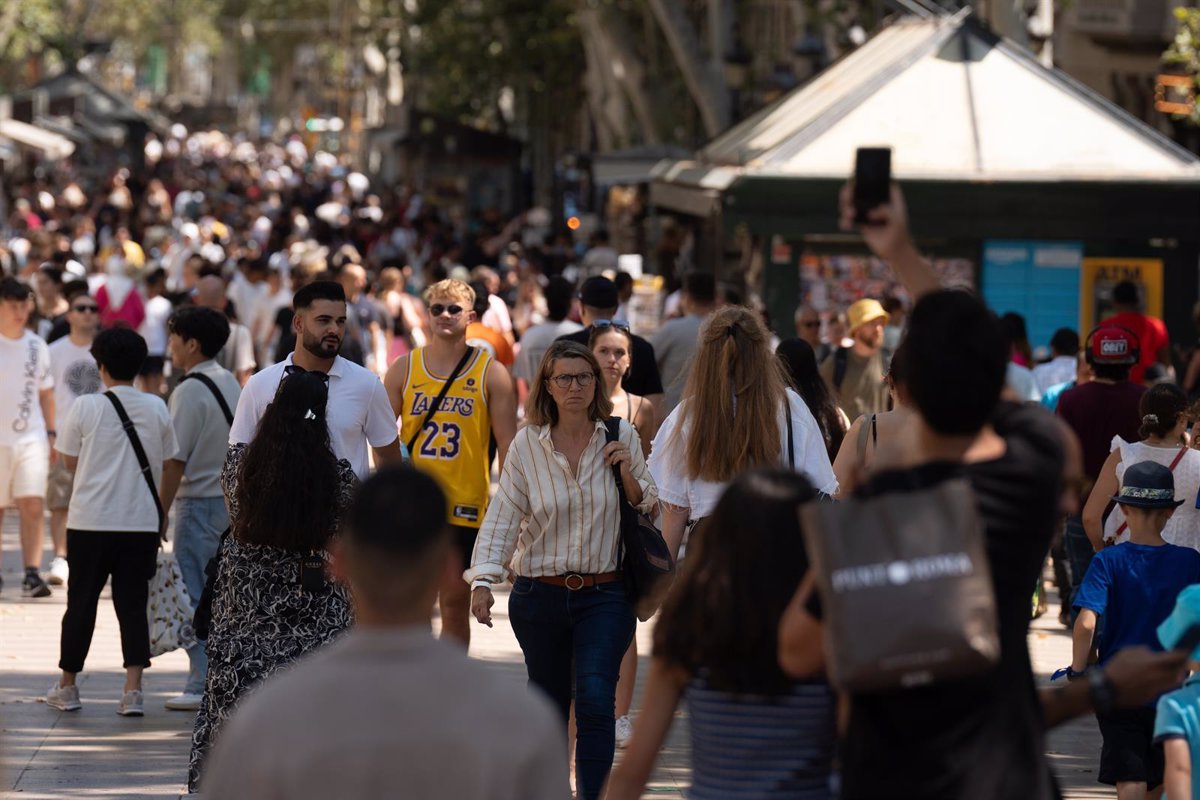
[467,339,658,800]
[605,469,836,800]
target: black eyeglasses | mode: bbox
[429,304,464,318]
[548,372,596,389]
[592,319,629,332]
[71,304,99,313]
[283,364,330,383]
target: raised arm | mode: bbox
[838,183,941,301]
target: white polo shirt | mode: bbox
[228,354,398,479]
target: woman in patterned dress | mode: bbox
[188,368,356,792]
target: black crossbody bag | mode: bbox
[104,391,166,537]
[179,372,235,424]
[604,417,674,622]
[406,347,475,454]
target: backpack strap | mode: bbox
[104,391,166,538]
[180,372,234,425]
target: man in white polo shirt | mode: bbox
[228,281,402,477]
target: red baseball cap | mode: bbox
[1089,325,1139,365]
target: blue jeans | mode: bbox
[173,496,228,695]
[1064,514,1095,625]
[507,576,635,800]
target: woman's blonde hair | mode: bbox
[526,340,615,426]
[676,306,787,481]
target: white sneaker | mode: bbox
[165,692,203,711]
[615,715,633,749]
[45,683,81,711]
[117,690,144,717]
[47,557,69,586]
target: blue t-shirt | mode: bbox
[1073,542,1200,665]
[1039,380,1074,413]
[1155,674,1200,799]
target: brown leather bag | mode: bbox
[801,473,1000,693]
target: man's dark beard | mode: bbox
[302,330,340,359]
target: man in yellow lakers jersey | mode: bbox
[385,279,516,646]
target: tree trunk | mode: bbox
[577,5,662,148]
[644,0,731,136]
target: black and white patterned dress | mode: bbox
[187,444,356,792]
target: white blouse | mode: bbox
[1105,437,1200,551]
[647,388,839,519]
[466,417,658,586]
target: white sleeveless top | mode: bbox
[1105,437,1200,551]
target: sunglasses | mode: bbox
[72,304,99,313]
[592,319,630,332]
[800,321,820,329]
[283,364,330,383]
[429,303,465,318]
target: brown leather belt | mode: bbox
[534,572,622,591]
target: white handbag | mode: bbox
[147,550,197,657]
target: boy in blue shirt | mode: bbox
[1155,585,1200,800]
[1070,461,1200,799]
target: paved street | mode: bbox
[3,517,1106,798]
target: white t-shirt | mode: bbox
[648,388,839,518]
[0,330,53,445]
[482,294,513,336]
[57,385,178,532]
[228,354,399,479]
[216,322,256,375]
[1106,438,1200,551]
[48,337,102,432]
[139,295,174,357]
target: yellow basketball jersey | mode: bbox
[399,347,493,528]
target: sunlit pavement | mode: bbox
[2,512,1105,798]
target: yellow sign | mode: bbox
[1080,258,1163,333]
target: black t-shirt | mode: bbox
[557,326,664,397]
[836,402,1064,800]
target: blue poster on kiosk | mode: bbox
[981,241,1084,355]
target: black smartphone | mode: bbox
[1175,622,1200,654]
[299,555,327,592]
[854,147,892,225]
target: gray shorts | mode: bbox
[46,461,74,511]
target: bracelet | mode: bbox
[46,430,56,438]
[1050,666,1087,681]
[1089,668,1116,716]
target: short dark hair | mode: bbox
[906,290,1007,436]
[1113,281,1140,307]
[1092,362,1133,382]
[544,276,575,322]
[613,271,633,292]
[469,280,490,317]
[168,306,231,358]
[144,267,167,288]
[62,280,89,302]
[37,264,64,286]
[293,280,346,311]
[684,272,716,305]
[0,277,32,302]
[91,328,147,381]
[1050,328,1080,356]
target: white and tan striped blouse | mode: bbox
[465,417,658,587]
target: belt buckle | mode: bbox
[564,573,585,591]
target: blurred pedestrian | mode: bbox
[648,306,837,559]
[513,276,581,405]
[188,370,356,792]
[47,329,176,716]
[830,341,912,497]
[818,298,890,420]
[200,466,570,799]
[606,469,835,800]
[652,273,717,416]
[467,340,656,800]
[777,337,849,465]
[1102,281,1172,385]
[1034,328,1080,396]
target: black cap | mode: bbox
[1112,461,1185,509]
[579,276,619,310]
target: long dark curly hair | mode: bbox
[232,370,341,552]
[654,469,816,695]
[776,338,845,463]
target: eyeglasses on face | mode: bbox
[72,304,99,313]
[592,319,629,332]
[547,372,596,389]
[429,303,464,318]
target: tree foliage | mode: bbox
[1163,6,1200,126]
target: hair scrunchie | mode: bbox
[1143,413,1159,426]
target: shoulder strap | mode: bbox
[604,416,627,498]
[784,395,795,469]
[104,391,166,538]
[180,372,234,425]
[1113,445,1189,540]
[406,347,475,453]
[833,347,849,390]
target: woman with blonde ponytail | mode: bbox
[647,306,838,557]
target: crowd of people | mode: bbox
[6,129,1200,800]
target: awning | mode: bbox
[0,119,75,160]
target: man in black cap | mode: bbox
[558,276,663,410]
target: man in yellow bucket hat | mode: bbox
[818,297,891,420]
